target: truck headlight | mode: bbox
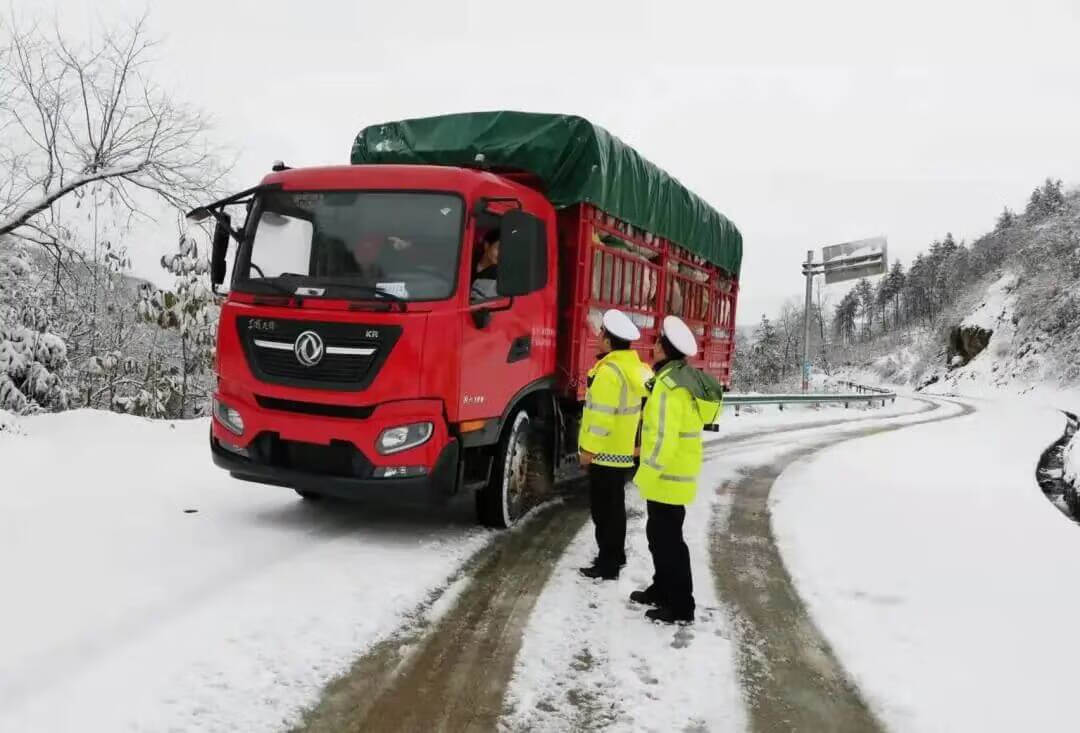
[213,397,245,435]
[377,422,433,455]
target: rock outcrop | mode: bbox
[946,325,993,368]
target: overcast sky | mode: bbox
[39,0,1080,325]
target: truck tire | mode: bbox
[477,410,550,528]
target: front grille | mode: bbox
[237,317,401,391]
[255,349,374,382]
[248,433,373,478]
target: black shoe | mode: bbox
[645,606,694,625]
[629,586,661,607]
[591,555,628,568]
[579,565,619,581]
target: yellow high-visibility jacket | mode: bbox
[634,360,723,505]
[578,349,652,468]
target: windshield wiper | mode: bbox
[310,279,408,310]
[237,277,300,298]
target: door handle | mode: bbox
[507,335,532,363]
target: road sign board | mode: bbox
[821,236,887,284]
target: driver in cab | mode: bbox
[471,229,500,302]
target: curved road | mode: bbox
[296,396,973,732]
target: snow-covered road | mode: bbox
[772,399,1077,732]
[502,396,946,732]
[0,400,928,732]
[0,411,489,732]
[6,394,1060,732]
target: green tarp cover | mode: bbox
[350,111,742,277]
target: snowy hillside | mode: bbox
[834,186,1080,410]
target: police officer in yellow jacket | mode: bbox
[578,309,652,580]
[630,316,723,623]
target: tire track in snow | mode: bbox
[296,498,589,732]
[711,396,975,732]
[296,398,936,731]
[495,400,934,731]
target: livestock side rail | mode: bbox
[722,390,897,416]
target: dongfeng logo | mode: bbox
[294,331,325,367]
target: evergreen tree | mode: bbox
[885,260,906,325]
[832,291,859,344]
[1026,178,1066,219]
[905,254,932,323]
[996,206,1016,232]
[1026,187,1043,217]
[874,279,889,332]
[1041,178,1066,214]
[748,314,783,386]
[854,278,875,340]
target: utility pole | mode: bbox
[801,250,814,392]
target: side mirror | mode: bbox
[496,210,547,297]
[210,214,231,287]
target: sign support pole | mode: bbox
[801,249,814,393]
[798,237,885,393]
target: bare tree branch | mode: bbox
[0,11,231,243]
[0,163,145,237]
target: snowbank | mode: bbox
[0,410,489,732]
[772,400,1076,731]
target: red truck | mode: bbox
[192,112,742,527]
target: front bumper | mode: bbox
[212,432,459,503]
[209,388,459,503]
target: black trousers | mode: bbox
[646,500,695,614]
[588,464,630,571]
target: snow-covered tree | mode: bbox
[1025,178,1066,220]
[747,315,783,386]
[0,243,71,412]
[853,278,875,340]
[832,290,859,345]
[884,260,906,326]
[996,207,1016,232]
[776,300,803,381]
[874,278,889,332]
[138,233,218,417]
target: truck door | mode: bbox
[458,207,552,422]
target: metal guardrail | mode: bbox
[723,385,897,415]
[836,380,893,395]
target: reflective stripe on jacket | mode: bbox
[578,350,650,468]
[633,360,722,505]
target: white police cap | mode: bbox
[662,315,697,357]
[602,309,641,342]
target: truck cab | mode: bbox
[207,164,560,526]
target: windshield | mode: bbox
[236,190,464,300]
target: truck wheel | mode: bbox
[478,410,537,528]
